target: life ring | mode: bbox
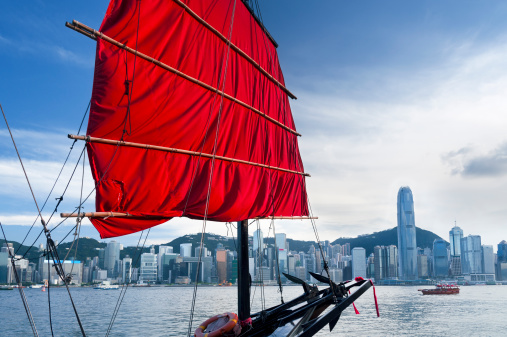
[194,312,239,337]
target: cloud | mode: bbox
[0,34,11,45]
[443,142,507,177]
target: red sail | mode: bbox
[87,0,309,238]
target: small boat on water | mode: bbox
[93,281,120,290]
[0,286,14,290]
[30,284,44,289]
[418,284,460,295]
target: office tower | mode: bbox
[433,239,449,278]
[481,245,494,274]
[341,243,350,256]
[460,235,482,274]
[449,225,464,256]
[216,250,227,283]
[373,246,384,281]
[104,241,121,278]
[139,251,157,282]
[275,233,287,250]
[497,240,507,281]
[417,254,429,278]
[397,186,418,280]
[351,247,366,279]
[180,243,192,257]
[386,245,398,279]
[122,256,132,284]
[253,229,263,253]
[157,246,171,281]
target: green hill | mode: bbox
[332,227,445,256]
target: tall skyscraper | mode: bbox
[397,186,418,280]
[104,241,121,278]
[460,235,482,274]
[449,225,464,257]
[481,245,494,274]
[433,239,449,277]
[351,247,366,279]
[253,229,263,253]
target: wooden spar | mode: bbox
[172,0,297,99]
[65,21,302,137]
[61,212,317,219]
[69,134,310,177]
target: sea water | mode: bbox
[1,285,506,336]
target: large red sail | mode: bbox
[87,0,309,238]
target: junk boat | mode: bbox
[3,0,380,336]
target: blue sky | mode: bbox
[1,1,507,247]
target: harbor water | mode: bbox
[1,285,506,336]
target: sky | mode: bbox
[1,1,507,248]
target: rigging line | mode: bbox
[1,104,86,333]
[0,223,39,337]
[16,100,91,254]
[1,104,46,228]
[271,218,284,303]
[187,1,238,335]
[256,220,266,311]
[46,238,87,336]
[46,245,55,337]
[105,228,150,337]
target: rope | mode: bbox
[187,1,238,335]
[105,228,151,337]
[15,101,90,255]
[0,223,39,337]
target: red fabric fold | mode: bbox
[87,0,308,238]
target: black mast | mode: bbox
[237,219,250,321]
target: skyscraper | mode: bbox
[460,235,482,274]
[481,245,494,274]
[253,229,263,253]
[104,241,121,278]
[352,247,366,279]
[433,239,449,278]
[397,186,418,280]
[180,243,192,257]
[449,225,463,256]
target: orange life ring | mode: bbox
[194,312,239,337]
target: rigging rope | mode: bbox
[0,223,39,337]
[1,103,86,336]
[105,228,151,337]
[187,1,238,335]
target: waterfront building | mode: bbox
[373,246,385,281]
[122,256,132,284]
[216,249,227,283]
[0,251,9,283]
[481,245,495,275]
[341,243,351,256]
[104,240,121,278]
[386,245,398,278]
[450,256,461,276]
[397,186,418,280]
[329,268,343,283]
[460,235,482,274]
[139,252,157,283]
[433,239,449,278]
[157,246,171,280]
[42,260,83,285]
[352,247,366,279]
[449,225,463,257]
[497,241,507,281]
[180,243,192,257]
[417,254,429,279]
[161,253,177,282]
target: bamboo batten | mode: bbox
[172,0,297,99]
[65,21,301,137]
[61,212,317,220]
[69,134,310,177]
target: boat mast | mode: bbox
[237,220,250,321]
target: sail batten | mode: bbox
[85,0,309,238]
[70,134,310,176]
